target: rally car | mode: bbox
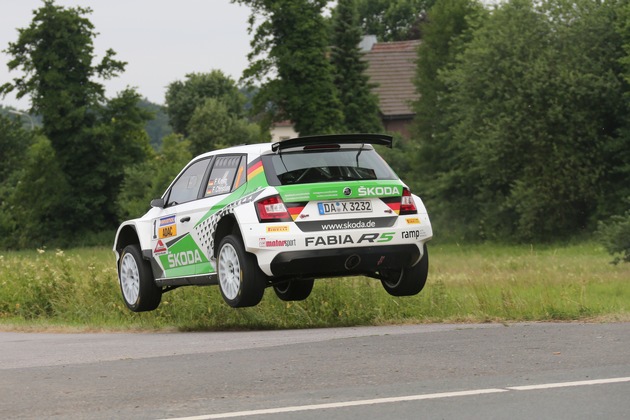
[113,134,433,311]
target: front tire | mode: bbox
[273,279,314,301]
[118,244,162,312]
[380,244,429,297]
[217,234,266,308]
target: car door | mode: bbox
[151,158,213,279]
[152,155,248,279]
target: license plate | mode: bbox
[317,200,372,215]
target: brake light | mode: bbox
[256,195,292,222]
[400,188,417,215]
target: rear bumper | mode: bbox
[269,244,421,278]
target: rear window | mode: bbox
[262,148,397,186]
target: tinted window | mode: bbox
[204,155,245,197]
[262,148,396,186]
[167,159,210,206]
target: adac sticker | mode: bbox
[406,217,420,224]
[154,239,167,255]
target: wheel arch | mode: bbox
[212,215,239,259]
[114,224,140,259]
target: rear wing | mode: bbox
[271,133,393,152]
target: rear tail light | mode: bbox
[256,195,292,222]
[400,188,417,215]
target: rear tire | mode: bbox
[273,279,314,301]
[380,244,429,297]
[217,234,266,308]
[118,244,162,312]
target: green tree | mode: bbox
[116,134,192,220]
[6,135,71,248]
[356,0,434,41]
[89,89,153,227]
[0,115,35,244]
[1,0,151,239]
[0,0,125,148]
[331,0,382,133]
[411,0,485,235]
[597,0,630,262]
[138,99,173,149]
[165,70,246,136]
[187,98,265,156]
[234,0,344,135]
[430,0,626,240]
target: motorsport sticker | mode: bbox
[406,217,420,224]
[159,215,177,239]
[259,238,297,248]
[154,239,168,255]
[266,225,289,233]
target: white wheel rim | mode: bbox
[120,253,140,304]
[219,243,241,300]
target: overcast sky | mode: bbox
[0,0,252,109]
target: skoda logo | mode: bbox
[343,187,352,196]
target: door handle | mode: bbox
[180,216,191,223]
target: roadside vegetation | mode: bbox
[1,242,627,332]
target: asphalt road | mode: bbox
[1,322,629,419]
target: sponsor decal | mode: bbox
[321,219,376,230]
[305,232,394,246]
[312,190,338,199]
[358,186,401,197]
[167,249,203,268]
[160,215,176,226]
[154,239,167,255]
[406,217,420,224]
[266,225,290,233]
[401,230,421,239]
[259,238,297,248]
[343,187,352,196]
[284,192,310,201]
[297,216,396,232]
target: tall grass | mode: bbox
[0,242,628,331]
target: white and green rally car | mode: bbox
[113,134,433,311]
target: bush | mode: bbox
[597,207,630,264]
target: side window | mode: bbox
[205,155,245,198]
[166,159,210,206]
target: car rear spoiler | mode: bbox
[271,133,393,152]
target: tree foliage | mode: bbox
[413,0,628,241]
[165,70,246,136]
[234,0,343,135]
[0,0,151,243]
[356,0,435,41]
[138,99,173,149]
[331,0,382,133]
[0,0,125,141]
[116,134,192,221]
[187,98,265,156]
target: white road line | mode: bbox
[507,376,630,391]
[160,376,630,420]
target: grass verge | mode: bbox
[0,242,628,331]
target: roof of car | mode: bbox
[194,143,273,161]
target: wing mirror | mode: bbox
[150,198,165,208]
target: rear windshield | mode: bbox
[262,148,397,186]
